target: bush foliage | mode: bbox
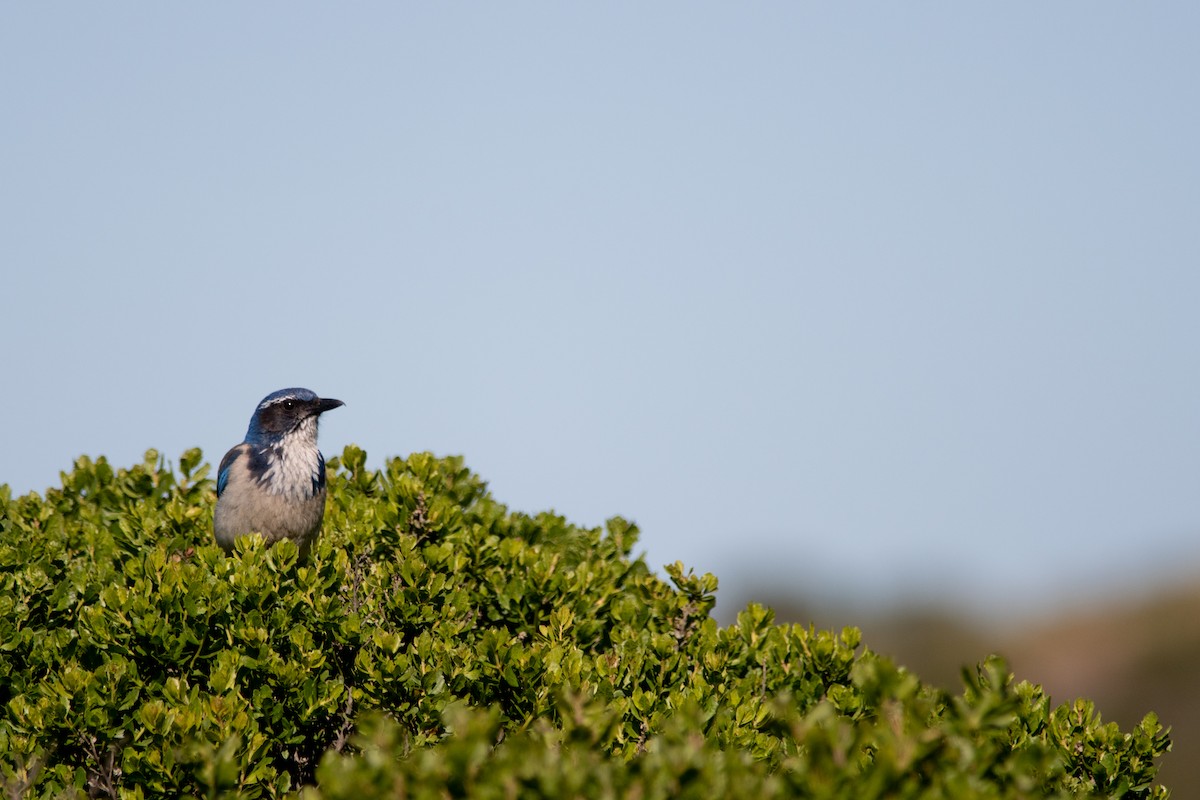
[0,447,1171,798]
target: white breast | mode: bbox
[260,417,323,500]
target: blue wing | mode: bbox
[216,445,244,497]
[312,451,327,494]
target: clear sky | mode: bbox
[4,4,1198,619]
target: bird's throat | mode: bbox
[259,426,322,500]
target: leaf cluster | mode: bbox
[0,447,1171,798]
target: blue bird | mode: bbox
[214,388,344,559]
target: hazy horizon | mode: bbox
[4,4,1199,620]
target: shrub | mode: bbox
[0,447,1171,798]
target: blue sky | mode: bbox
[4,4,1199,618]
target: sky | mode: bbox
[3,4,1199,620]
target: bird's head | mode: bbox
[245,388,344,445]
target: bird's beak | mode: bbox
[315,398,345,415]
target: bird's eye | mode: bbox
[283,400,296,410]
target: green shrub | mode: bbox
[0,447,1171,798]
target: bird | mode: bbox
[214,387,344,560]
